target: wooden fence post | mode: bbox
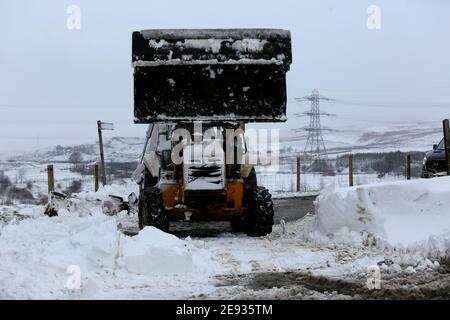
[443,119,450,176]
[348,154,354,187]
[97,120,107,186]
[296,157,301,192]
[47,164,54,193]
[406,154,411,180]
[94,163,99,192]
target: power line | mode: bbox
[288,98,450,108]
[0,120,131,125]
[0,104,131,109]
[333,99,450,108]
[320,85,450,93]
[0,136,96,140]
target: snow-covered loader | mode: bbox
[131,29,292,236]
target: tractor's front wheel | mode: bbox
[243,186,274,237]
[138,187,169,232]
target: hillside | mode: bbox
[7,137,145,164]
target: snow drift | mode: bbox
[122,227,195,275]
[0,209,218,298]
[314,176,450,252]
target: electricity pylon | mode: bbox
[294,89,335,169]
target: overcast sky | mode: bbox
[0,0,449,153]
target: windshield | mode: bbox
[437,138,445,150]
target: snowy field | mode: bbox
[0,177,449,299]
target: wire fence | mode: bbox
[257,171,406,194]
[0,151,425,206]
[257,152,420,194]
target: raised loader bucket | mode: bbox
[132,29,292,123]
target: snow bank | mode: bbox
[72,183,139,204]
[0,209,217,298]
[313,177,450,253]
[0,214,119,298]
[122,227,195,275]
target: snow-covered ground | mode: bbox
[0,212,365,299]
[1,177,448,299]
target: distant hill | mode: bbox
[4,115,443,165]
[9,137,146,163]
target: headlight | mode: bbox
[422,157,427,165]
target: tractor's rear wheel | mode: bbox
[243,186,274,237]
[138,187,169,232]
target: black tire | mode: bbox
[138,187,169,232]
[243,186,274,237]
[230,168,257,233]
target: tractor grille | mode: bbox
[184,163,225,191]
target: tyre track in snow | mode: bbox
[206,264,450,300]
